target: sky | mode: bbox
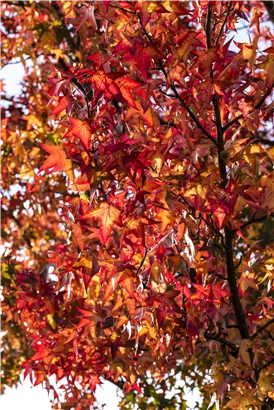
[0,377,122,410]
[0,12,257,410]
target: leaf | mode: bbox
[239,339,252,367]
[75,4,97,31]
[73,253,99,277]
[39,143,74,180]
[49,96,69,116]
[258,370,274,394]
[224,390,255,409]
[81,203,121,245]
[64,117,92,150]
[115,76,140,109]
[102,1,111,12]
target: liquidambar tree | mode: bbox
[1,1,274,409]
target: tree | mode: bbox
[1,1,274,409]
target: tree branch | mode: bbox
[252,318,274,339]
[223,84,274,132]
[252,137,274,146]
[204,331,239,353]
[205,4,212,50]
[224,227,249,339]
[141,25,218,147]
[261,356,274,371]
[215,1,233,46]
[232,214,268,235]
[206,8,250,340]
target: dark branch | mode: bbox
[252,137,274,146]
[232,215,268,235]
[252,318,274,339]
[223,84,274,132]
[141,25,218,147]
[261,356,274,371]
[204,331,239,353]
[215,1,233,45]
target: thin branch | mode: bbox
[252,137,274,146]
[1,52,46,69]
[234,256,243,270]
[232,215,268,235]
[205,4,212,50]
[223,84,274,132]
[204,331,239,353]
[252,318,274,339]
[136,248,148,275]
[141,25,218,147]
[169,190,224,243]
[167,83,218,146]
[261,356,274,370]
[109,4,136,15]
[3,1,28,7]
[215,2,233,46]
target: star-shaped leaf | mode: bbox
[64,117,92,150]
[81,203,121,245]
[39,143,73,180]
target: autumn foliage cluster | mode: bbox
[1,1,274,409]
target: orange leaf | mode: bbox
[81,203,121,245]
[39,143,73,179]
[115,77,140,109]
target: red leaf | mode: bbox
[102,1,111,12]
[115,77,141,109]
[50,96,69,116]
[64,117,92,150]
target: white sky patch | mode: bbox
[1,62,26,97]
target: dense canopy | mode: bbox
[1,1,274,409]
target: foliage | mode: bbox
[1,1,274,409]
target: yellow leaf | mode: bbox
[184,184,207,199]
[258,370,274,394]
[239,339,252,367]
[157,208,173,233]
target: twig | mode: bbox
[252,318,274,339]
[215,2,233,46]
[223,84,274,132]
[141,25,218,148]
[136,248,148,275]
[232,215,268,235]
[260,356,274,370]
[252,138,274,146]
[205,5,212,50]
[204,331,239,353]
[109,4,136,15]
